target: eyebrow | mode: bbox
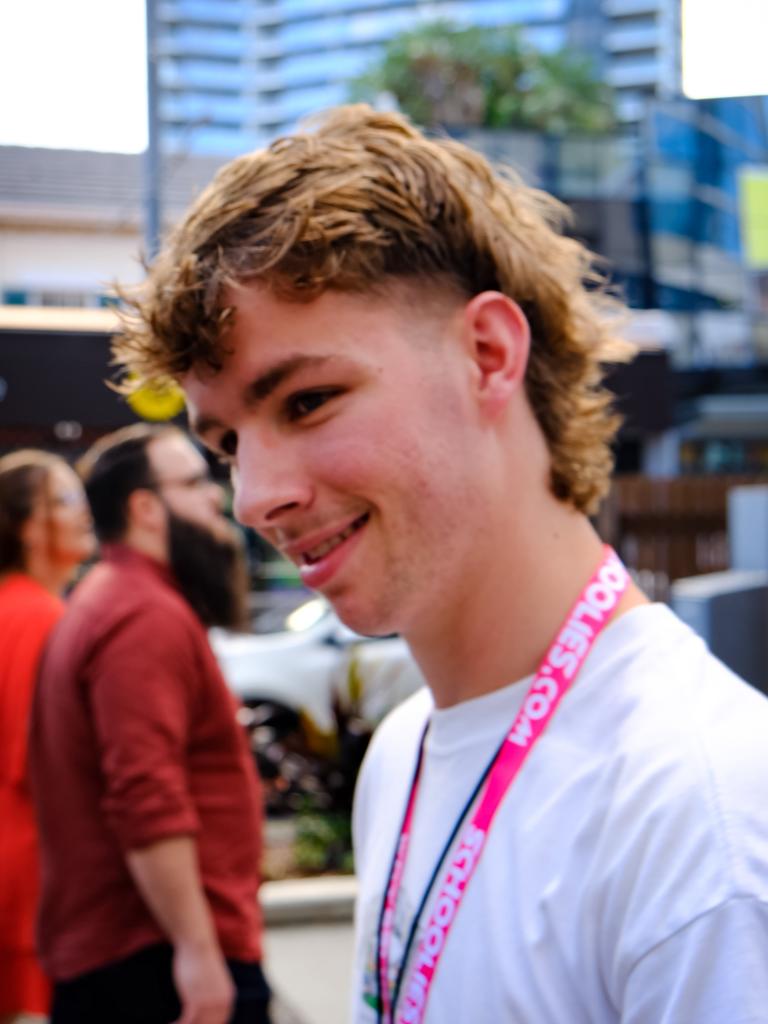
[191,353,337,440]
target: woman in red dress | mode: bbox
[0,450,95,1023]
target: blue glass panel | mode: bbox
[277,9,417,47]
[166,0,248,22]
[273,82,348,119]
[274,0,567,15]
[166,124,253,150]
[707,96,764,147]
[653,112,696,162]
[453,0,565,23]
[655,284,723,312]
[160,94,249,121]
[163,60,248,88]
[164,26,246,57]
[651,198,691,236]
[277,47,376,85]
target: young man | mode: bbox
[30,424,271,1024]
[115,106,768,1023]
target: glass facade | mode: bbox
[459,95,768,367]
[156,0,572,155]
[644,98,767,336]
[151,0,768,367]
[153,0,684,155]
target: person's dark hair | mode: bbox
[0,450,65,573]
[78,423,179,542]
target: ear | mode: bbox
[461,292,530,417]
[126,487,165,534]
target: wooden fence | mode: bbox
[596,475,767,601]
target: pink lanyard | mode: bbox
[376,546,630,1024]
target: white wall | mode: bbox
[0,226,144,298]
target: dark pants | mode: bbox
[51,943,272,1024]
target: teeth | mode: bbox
[304,520,361,564]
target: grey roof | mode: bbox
[0,145,227,228]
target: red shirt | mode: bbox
[0,574,62,1014]
[30,545,264,980]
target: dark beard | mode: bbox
[167,512,249,630]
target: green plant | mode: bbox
[350,20,615,134]
[294,810,355,874]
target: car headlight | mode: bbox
[285,597,329,632]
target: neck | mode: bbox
[17,554,75,597]
[406,507,647,710]
[121,526,169,564]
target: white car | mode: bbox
[209,597,425,736]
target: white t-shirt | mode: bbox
[351,604,768,1023]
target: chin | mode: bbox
[331,598,401,639]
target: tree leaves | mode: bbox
[350,20,615,135]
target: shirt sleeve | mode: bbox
[622,896,768,1024]
[85,598,203,851]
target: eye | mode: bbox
[286,389,340,420]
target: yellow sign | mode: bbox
[739,168,768,270]
[127,379,186,421]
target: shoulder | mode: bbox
[570,603,768,766]
[53,560,210,679]
[557,604,768,976]
[586,605,768,854]
[620,893,768,1022]
[72,559,201,637]
[0,574,63,637]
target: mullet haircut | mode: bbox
[115,104,633,513]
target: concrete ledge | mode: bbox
[261,874,358,926]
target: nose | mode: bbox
[231,439,313,531]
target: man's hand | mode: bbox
[172,942,236,1024]
[126,837,236,1024]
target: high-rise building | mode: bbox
[155,0,681,156]
[597,0,681,121]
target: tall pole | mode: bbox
[145,0,161,260]
[635,114,657,311]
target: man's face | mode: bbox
[147,432,246,628]
[29,462,96,570]
[183,283,492,639]
[147,431,229,541]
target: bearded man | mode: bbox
[30,423,271,1024]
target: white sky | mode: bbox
[0,0,766,154]
[682,0,768,100]
[0,0,147,152]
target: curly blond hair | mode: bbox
[116,104,632,513]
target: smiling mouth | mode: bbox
[302,514,369,565]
